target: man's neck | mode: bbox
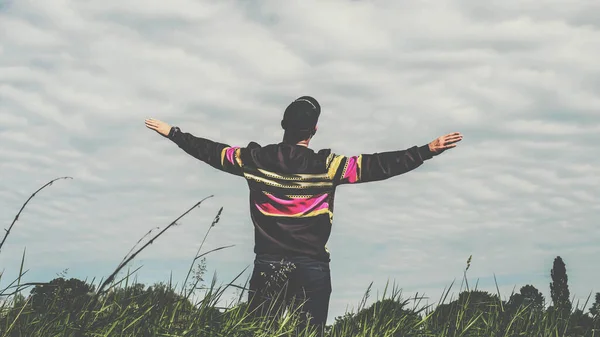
[281,137,310,147]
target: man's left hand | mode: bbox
[428,132,463,155]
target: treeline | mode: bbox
[0,256,598,336]
[330,256,600,336]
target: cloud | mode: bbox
[1,0,599,324]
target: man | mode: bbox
[144,96,462,335]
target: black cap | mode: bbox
[281,96,321,131]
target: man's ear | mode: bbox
[312,125,318,136]
[281,120,285,129]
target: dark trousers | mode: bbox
[247,254,332,336]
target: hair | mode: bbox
[282,129,315,145]
[281,95,320,145]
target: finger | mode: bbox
[443,143,458,149]
[444,136,463,144]
[444,135,461,141]
[445,136,463,143]
[445,133,463,139]
[444,134,463,139]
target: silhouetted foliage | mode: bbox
[506,284,545,313]
[90,281,204,335]
[550,256,572,314]
[568,308,596,336]
[29,277,95,317]
[330,297,422,336]
[589,292,600,319]
[430,290,504,335]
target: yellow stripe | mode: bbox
[220,147,243,167]
[234,148,243,167]
[341,158,350,180]
[262,191,315,199]
[327,154,345,180]
[326,153,334,167]
[256,207,332,218]
[257,168,330,181]
[220,147,228,166]
[357,155,363,182]
[244,173,333,189]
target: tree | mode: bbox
[101,282,147,309]
[331,298,422,336]
[507,285,545,313]
[29,277,95,317]
[92,281,204,335]
[520,284,545,311]
[550,256,572,314]
[568,308,594,336]
[589,292,600,319]
[431,290,504,335]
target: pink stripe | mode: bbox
[343,156,359,183]
[255,193,330,216]
[225,146,240,165]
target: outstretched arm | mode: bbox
[332,132,462,185]
[145,118,244,176]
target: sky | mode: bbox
[1,0,599,324]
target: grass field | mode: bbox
[1,177,598,337]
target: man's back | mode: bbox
[240,142,339,262]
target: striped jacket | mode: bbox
[168,126,434,262]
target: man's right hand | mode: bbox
[428,132,463,155]
[145,118,172,137]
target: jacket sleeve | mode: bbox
[329,144,434,185]
[167,126,244,177]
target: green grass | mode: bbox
[1,177,598,336]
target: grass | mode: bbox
[0,177,598,336]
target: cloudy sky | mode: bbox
[1,0,599,323]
